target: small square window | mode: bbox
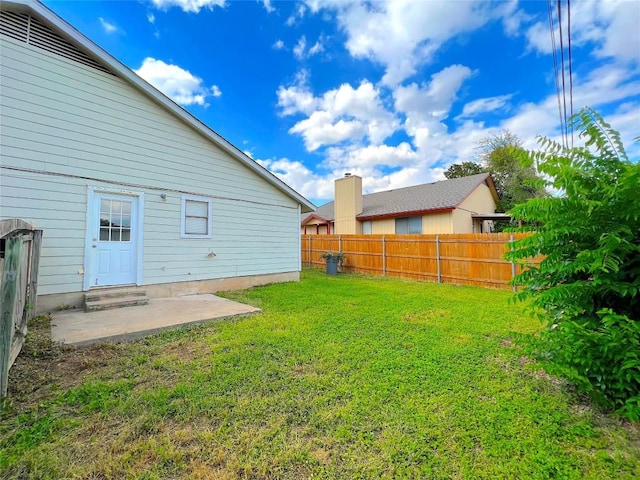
[181,195,212,238]
[362,220,372,235]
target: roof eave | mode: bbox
[5,0,315,213]
[301,214,332,226]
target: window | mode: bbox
[395,216,422,234]
[181,195,212,238]
[362,220,372,235]
[99,198,132,242]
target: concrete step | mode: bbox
[85,288,147,303]
[85,295,149,312]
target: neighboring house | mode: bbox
[302,173,506,235]
[0,0,314,312]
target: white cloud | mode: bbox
[323,142,418,171]
[571,64,640,108]
[293,36,307,59]
[286,4,307,26]
[395,65,474,120]
[498,0,532,37]
[308,39,324,57]
[525,21,553,55]
[260,0,275,14]
[305,0,496,85]
[269,1,638,202]
[134,57,220,106]
[319,142,445,195]
[525,0,640,63]
[273,39,285,50]
[277,70,318,116]
[393,65,474,153]
[501,63,640,150]
[457,94,514,119]
[147,12,156,24]
[150,0,226,14]
[276,57,638,202]
[278,75,398,151]
[608,103,640,159]
[255,145,440,203]
[99,17,118,34]
[593,1,640,62]
[257,157,335,201]
[293,35,324,60]
[290,113,365,151]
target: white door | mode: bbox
[88,193,138,287]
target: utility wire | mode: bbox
[567,0,574,147]
[557,0,569,148]
[547,0,566,148]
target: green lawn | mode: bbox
[1,269,638,479]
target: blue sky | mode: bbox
[44,0,639,205]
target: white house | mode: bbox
[0,0,315,312]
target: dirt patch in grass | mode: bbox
[402,309,448,323]
[3,316,126,413]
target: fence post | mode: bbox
[308,235,312,267]
[510,234,517,292]
[27,230,43,318]
[339,235,342,252]
[1,237,23,397]
[382,236,386,276]
[436,235,441,284]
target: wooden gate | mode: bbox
[1,219,43,397]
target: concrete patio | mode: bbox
[51,294,261,346]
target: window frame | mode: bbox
[395,215,422,234]
[181,195,213,239]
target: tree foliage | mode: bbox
[444,131,546,213]
[478,131,547,212]
[444,161,485,179]
[506,107,640,420]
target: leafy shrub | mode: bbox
[507,107,640,420]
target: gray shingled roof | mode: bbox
[302,173,495,223]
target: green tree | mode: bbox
[444,161,485,179]
[478,131,547,212]
[506,108,640,420]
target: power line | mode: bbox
[547,0,566,148]
[557,0,569,148]
[567,0,574,147]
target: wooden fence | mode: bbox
[301,233,533,290]
[1,219,43,397]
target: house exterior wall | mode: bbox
[369,218,395,234]
[422,212,454,234]
[0,35,301,298]
[364,212,453,234]
[301,224,330,235]
[451,183,497,233]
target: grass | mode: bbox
[1,269,638,479]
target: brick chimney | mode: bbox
[334,173,363,234]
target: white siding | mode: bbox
[0,36,300,295]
